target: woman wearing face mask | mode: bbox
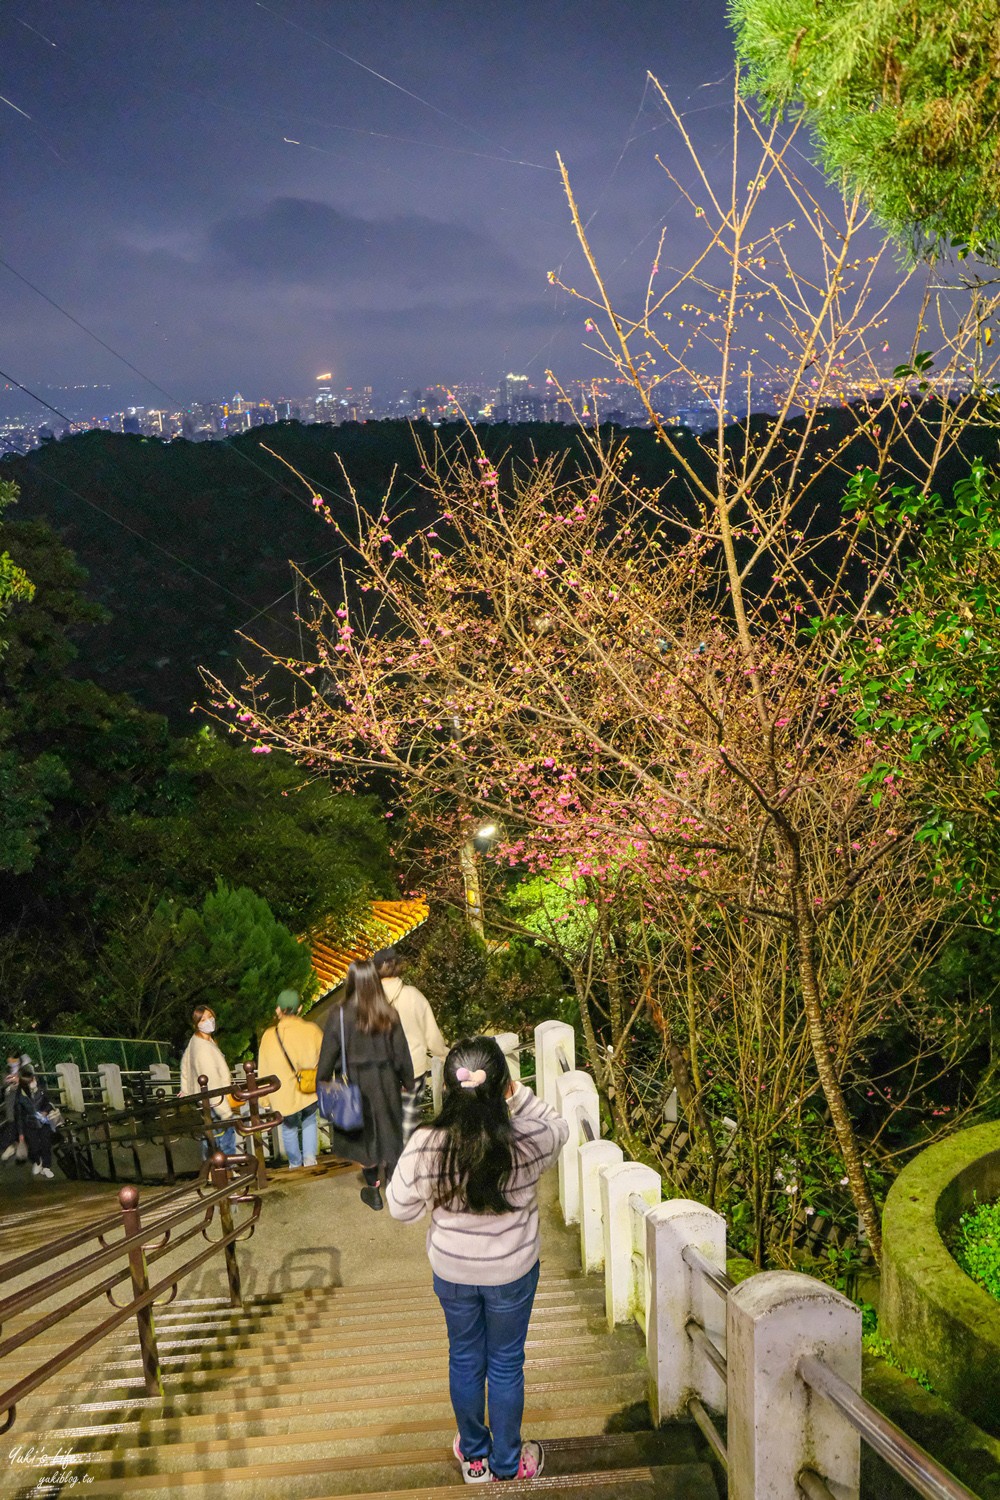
[179,1005,239,1158]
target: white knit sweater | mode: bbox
[386,1083,569,1285]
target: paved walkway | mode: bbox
[0,1155,579,1302]
[182,1159,580,1299]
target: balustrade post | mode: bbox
[727,1272,861,1500]
[209,1151,243,1307]
[555,1069,599,1225]
[645,1201,727,1423]
[578,1139,623,1272]
[492,1032,521,1081]
[430,1056,445,1115]
[118,1185,162,1398]
[197,1072,218,1160]
[533,1020,575,1107]
[149,1062,172,1095]
[598,1160,661,1329]
[240,1060,269,1190]
[99,1062,126,1112]
[55,1061,85,1114]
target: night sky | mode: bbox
[0,0,741,402]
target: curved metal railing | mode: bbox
[0,1151,263,1435]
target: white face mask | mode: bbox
[198,1018,216,1035]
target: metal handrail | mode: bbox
[688,1395,728,1472]
[578,1107,595,1143]
[0,1153,260,1434]
[798,1355,979,1500]
[797,1469,836,1500]
[686,1319,727,1382]
[54,1065,281,1188]
[0,1171,221,1285]
[555,1046,571,1074]
[682,1244,735,1300]
[0,1168,253,1325]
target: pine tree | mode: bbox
[729,0,1000,260]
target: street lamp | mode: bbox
[461,824,499,937]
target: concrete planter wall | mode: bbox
[882,1120,1000,1436]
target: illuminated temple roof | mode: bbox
[307,898,430,999]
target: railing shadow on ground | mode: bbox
[533,1018,979,1500]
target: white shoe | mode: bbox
[303,1156,318,1168]
[40,1167,54,1179]
[1,1144,15,1162]
[32,1162,42,1176]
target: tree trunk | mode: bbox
[788,874,883,1263]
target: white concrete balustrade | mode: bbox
[529,1019,935,1500]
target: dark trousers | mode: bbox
[24,1123,52,1168]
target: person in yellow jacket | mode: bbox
[257,989,323,1169]
[373,948,448,1141]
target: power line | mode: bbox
[0,251,356,515]
[0,253,183,409]
[253,0,524,162]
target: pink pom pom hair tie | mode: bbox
[455,1067,487,1089]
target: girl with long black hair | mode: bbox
[316,958,413,1210]
[387,1036,569,1483]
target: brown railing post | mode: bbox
[209,1151,243,1307]
[101,1113,117,1181]
[118,1185,162,1398]
[239,1061,269,1191]
[155,1092,176,1184]
[197,1072,218,1157]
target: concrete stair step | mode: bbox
[9,1406,679,1475]
[9,1292,614,1386]
[77,1332,637,1393]
[1,1432,717,1499]
[37,1378,649,1443]
[33,1366,647,1428]
[336,1471,718,1500]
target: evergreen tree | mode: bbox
[730,0,1000,259]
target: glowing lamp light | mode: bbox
[477,824,498,839]
[316,372,333,381]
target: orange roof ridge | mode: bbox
[306,897,430,997]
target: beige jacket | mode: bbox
[382,976,448,1079]
[179,1033,235,1119]
[258,1013,323,1118]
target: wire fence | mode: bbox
[1,1033,175,1074]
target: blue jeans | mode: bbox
[433,1261,539,1479]
[201,1112,239,1162]
[281,1103,318,1166]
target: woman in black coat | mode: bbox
[317,958,414,1210]
[13,1066,56,1179]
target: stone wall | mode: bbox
[881,1120,1000,1436]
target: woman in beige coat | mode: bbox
[179,1004,239,1159]
[373,948,448,1140]
[257,989,323,1169]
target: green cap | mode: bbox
[276,989,300,1012]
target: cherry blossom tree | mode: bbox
[206,80,1000,1261]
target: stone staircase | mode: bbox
[1,1264,720,1498]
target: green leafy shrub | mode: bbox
[951,1196,1000,1302]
